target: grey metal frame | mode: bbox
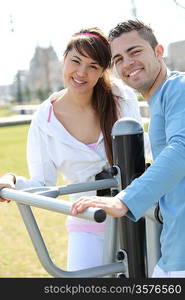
[0,178,127,278]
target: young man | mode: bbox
[71,20,185,278]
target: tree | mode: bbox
[173,0,185,9]
[131,0,137,18]
[16,71,23,103]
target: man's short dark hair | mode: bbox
[108,19,158,49]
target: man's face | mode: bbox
[110,30,163,95]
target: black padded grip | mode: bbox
[94,209,106,223]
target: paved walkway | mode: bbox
[0,114,33,127]
[0,102,150,127]
[0,114,149,128]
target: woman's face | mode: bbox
[63,48,104,94]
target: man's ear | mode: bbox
[155,44,164,58]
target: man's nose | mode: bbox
[123,56,135,67]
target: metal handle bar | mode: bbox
[0,188,106,223]
[22,178,118,196]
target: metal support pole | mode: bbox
[111,117,147,278]
[0,179,127,277]
[16,203,126,278]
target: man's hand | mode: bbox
[71,195,128,218]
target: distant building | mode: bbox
[0,45,63,103]
[27,46,63,100]
[165,40,185,71]
[2,40,185,103]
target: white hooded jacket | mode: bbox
[15,79,147,196]
[15,79,151,231]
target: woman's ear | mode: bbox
[100,71,104,78]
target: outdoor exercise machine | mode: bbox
[0,118,162,278]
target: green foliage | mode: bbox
[143,122,149,132]
[137,94,145,101]
[36,88,51,102]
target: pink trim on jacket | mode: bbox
[47,104,53,122]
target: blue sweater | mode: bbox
[117,71,185,271]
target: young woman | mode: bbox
[0,27,150,271]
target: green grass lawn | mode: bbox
[0,106,13,118]
[0,125,68,277]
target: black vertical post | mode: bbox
[112,118,147,278]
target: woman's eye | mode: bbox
[72,59,80,64]
[90,65,97,70]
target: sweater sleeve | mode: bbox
[117,77,185,221]
[15,116,57,190]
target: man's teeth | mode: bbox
[129,70,140,77]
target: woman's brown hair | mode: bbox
[64,27,120,165]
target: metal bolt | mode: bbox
[117,250,125,261]
[117,273,127,278]
[111,189,119,196]
[109,166,118,176]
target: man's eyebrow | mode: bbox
[127,45,142,51]
[112,54,121,61]
[112,45,142,61]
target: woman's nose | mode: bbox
[76,65,87,77]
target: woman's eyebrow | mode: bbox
[72,55,99,65]
[90,61,99,65]
[72,55,81,60]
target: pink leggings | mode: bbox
[67,231,104,271]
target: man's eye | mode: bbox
[115,57,123,64]
[132,50,142,55]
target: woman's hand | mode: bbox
[0,174,16,203]
[71,195,128,218]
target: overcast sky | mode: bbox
[0,0,185,85]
